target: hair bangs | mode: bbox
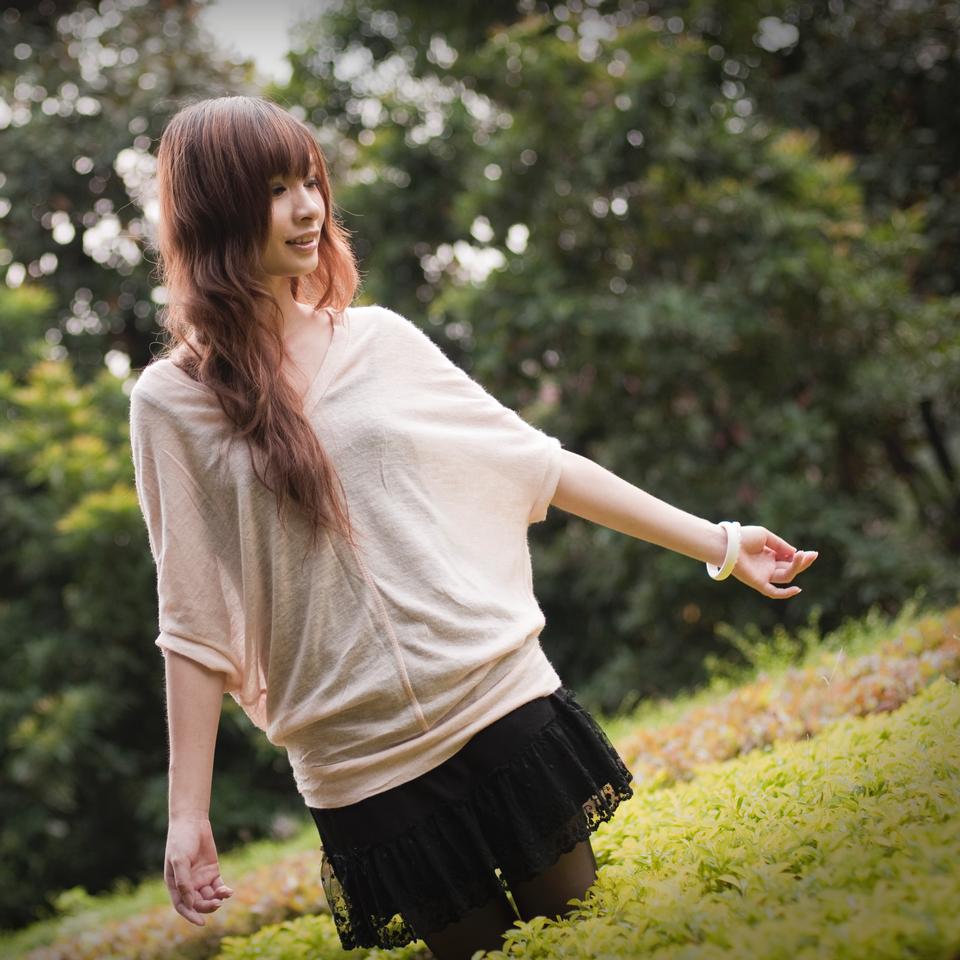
[258,106,325,182]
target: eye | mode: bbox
[271,178,319,196]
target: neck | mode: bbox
[263,275,315,338]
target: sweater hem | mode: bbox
[292,640,562,808]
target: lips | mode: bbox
[286,233,319,248]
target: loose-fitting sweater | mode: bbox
[129,304,565,808]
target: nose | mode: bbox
[294,184,324,223]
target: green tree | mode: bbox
[278,4,959,709]
[0,0,311,934]
[0,0,256,386]
[661,0,960,299]
[0,290,309,931]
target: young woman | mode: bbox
[129,95,818,960]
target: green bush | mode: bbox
[281,8,960,712]
[483,675,960,958]
[216,912,428,960]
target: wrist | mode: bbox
[706,520,741,580]
[169,809,211,822]
[710,522,728,567]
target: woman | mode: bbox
[129,95,817,960]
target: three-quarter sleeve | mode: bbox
[379,307,563,526]
[129,382,244,691]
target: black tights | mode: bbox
[419,836,598,960]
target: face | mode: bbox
[258,167,327,284]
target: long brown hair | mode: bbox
[151,95,361,555]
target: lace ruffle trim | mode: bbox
[318,688,634,950]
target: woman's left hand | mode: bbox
[730,525,818,599]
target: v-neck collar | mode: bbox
[152,307,351,413]
[302,308,349,414]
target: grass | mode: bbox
[0,600,960,960]
[0,822,324,959]
[597,592,934,742]
[218,669,959,960]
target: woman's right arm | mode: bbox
[163,650,235,925]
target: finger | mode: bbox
[169,857,195,907]
[770,556,801,581]
[765,531,798,559]
[174,900,207,926]
[766,584,802,599]
[195,898,223,913]
[191,883,223,910]
[769,554,805,583]
[212,873,234,897]
[786,552,817,577]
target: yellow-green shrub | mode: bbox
[616,605,960,788]
[483,675,959,959]
[215,912,428,960]
[10,609,958,960]
[16,850,328,960]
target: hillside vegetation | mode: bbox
[4,600,957,960]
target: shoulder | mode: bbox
[130,356,169,390]
[356,303,443,353]
[128,357,228,458]
[347,303,412,334]
[129,360,174,416]
[348,303,429,332]
[130,355,220,412]
[344,304,440,363]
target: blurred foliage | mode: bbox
[0,0,308,935]
[0,0,258,385]
[0,285,309,932]
[277,1,959,710]
[4,602,958,960]
[673,0,960,298]
[319,0,960,297]
[1,0,959,940]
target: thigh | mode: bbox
[418,887,518,960]
[502,830,598,924]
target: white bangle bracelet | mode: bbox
[706,520,741,580]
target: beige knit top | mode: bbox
[129,304,564,808]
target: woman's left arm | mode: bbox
[549,449,818,599]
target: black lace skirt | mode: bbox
[307,685,634,951]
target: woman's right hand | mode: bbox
[164,816,234,926]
